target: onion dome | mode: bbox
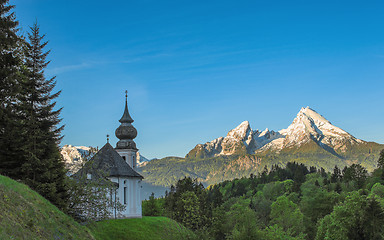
[115,91,138,150]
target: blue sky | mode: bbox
[14,0,384,159]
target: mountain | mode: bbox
[187,107,368,159]
[61,145,96,175]
[140,107,383,187]
[61,145,151,175]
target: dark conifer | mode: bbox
[19,22,68,210]
[331,165,341,183]
[335,182,342,194]
[377,149,384,169]
[0,0,25,178]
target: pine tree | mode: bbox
[331,165,341,183]
[377,149,384,169]
[19,22,68,210]
[0,0,25,178]
[145,192,159,216]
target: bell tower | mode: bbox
[115,91,138,168]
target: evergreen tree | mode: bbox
[0,0,25,178]
[335,181,342,194]
[18,22,68,210]
[145,192,159,216]
[377,149,384,169]
[331,165,341,183]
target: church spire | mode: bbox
[119,90,134,123]
[115,91,138,150]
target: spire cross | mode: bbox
[125,90,128,100]
[107,134,109,143]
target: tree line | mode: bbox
[143,150,384,240]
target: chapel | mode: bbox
[75,91,143,218]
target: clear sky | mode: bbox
[14,0,384,159]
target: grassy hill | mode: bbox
[0,174,94,240]
[0,174,197,240]
[88,217,197,240]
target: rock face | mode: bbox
[186,107,366,158]
[61,145,150,175]
[61,145,95,175]
[136,153,151,167]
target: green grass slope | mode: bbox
[89,216,197,240]
[0,174,94,240]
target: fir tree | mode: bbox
[331,165,341,183]
[145,192,159,216]
[19,22,68,210]
[0,0,25,178]
[377,149,384,169]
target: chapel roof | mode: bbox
[74,143,143,179]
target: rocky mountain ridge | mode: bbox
[61,145,150,175]
[186,107,367,159]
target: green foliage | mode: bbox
[316,191,384,240]
[0,174,94,239]
[342,164,368,189]
[154,158,384,240]
[89,217,198,240]
[142,192,162,216]
[164,177,210,231]
[68,167,126,221]
[0,0,25,179]
[378,149,384,169]
[209,206,226,240]
[300,173,340,239]
[0,6,68,211]
[270,195,305,237]
[18,22,69,210]
[179,191,201,230]
[224,199,262,240]
[262,225,305,240]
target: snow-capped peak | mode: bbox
[227,121,252,140]
[187,106,366,159]
[259,128,270,137]
[278,106,363,149]
[298,107,331,125]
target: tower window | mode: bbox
[124,187,127,204]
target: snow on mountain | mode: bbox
[187,107,365,158]
[136,153,151,167]
[61,145,151,174]
[276,107,363,151]
[61,145,95,175]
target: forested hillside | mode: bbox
[143,150,384,240]
[139,141,382,187]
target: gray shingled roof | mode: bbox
[74,143,143,179]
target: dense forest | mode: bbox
[143,150,384,240]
